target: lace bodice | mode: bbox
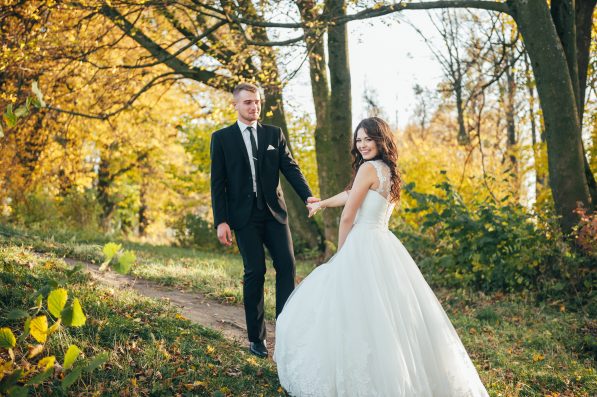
[354,160,395,228]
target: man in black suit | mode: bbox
[210,83,318,358]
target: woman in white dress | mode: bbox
[274,117,488,397]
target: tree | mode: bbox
[230,0,595,234]
[294,0,353,253]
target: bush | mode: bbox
[573,204,597,257]
[394,180,594,306]
[10,191,60,228]
[9,189,101,236]
[171,213,221,251]
[59,189,102,232]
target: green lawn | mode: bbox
[0,244,285,396]
[0,225,317,320]
[0,225,595,396]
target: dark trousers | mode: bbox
[235,200,296,343]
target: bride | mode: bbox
[274,117,488,396]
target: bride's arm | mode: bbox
[306,189,353,217]
[337,163,376,250]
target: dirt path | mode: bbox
[62,258,277,350]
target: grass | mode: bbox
[1,223,596,396]
[0,223,317,320]
[440,290,596,396]
[0,244,285,396]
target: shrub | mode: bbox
[58,189,102,233]
[171,213,221,251]
[10,191,60,229]
[573,204,597,257]
[394,180,593,306]
[9,189,102,237]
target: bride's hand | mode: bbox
[306,201,323,217]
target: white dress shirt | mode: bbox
[237,120,259,192]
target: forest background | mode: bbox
[0,1,596,395]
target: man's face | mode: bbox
[234,89,261,124]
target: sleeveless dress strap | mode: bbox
[369,160,390,198]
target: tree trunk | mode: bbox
[551,0,581,115]
[575,0,597,120]
[324,0,353,250]
[503,52,518,197]
[138,181,148,236]
[574,0,597,206]
[551,0,597,208]
[510,0,592,233]
[523,52,545,198]
[454,77,470,145]
[295,0,346,254]
[97,154,116,231]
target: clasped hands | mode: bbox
[217,196,323,246]
[306,197,323,218]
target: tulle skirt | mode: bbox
[274,223,488,397]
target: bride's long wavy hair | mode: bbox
[347,117,402,203]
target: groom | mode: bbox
[210,83,317,358]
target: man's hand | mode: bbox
[216,222,233,246]
[306,201,324,218]
[306,197,321,217]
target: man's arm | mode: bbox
[277,127,313,202]
[210,132,228,227]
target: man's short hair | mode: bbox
[233,82,260,98]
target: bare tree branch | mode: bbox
[216,1,510,29]
[98,4,225,87]
[47,72,181,120]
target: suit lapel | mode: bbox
[230,122,251,169]
[257,123,267,168]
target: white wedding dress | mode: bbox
[274,160,488,397]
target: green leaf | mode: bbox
[18,318,31,344]
[0,369,22,393]
[0,328,16,348]
[6,309,29,321]
[66,264,83,278]
[7,385,28,397]
[13,105,28,118]
[84,352,108,373]
[102,242,121,262]
[34,294,43,310]
[114,250,135,274]
[26,368,52,386]
[47,288,68,319]
[61,298,86,327]
[63,345,81,370]
[47,279,59,289]
[3,110,17,128]
[61,366,82,390]
[31,81,46,108]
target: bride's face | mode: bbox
[355,128,379,160]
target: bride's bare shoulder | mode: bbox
[354,162,377,184]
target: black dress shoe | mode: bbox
[249,341,268,358]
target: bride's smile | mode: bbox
[356,128,379,160]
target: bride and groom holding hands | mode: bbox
[210,82,488,396]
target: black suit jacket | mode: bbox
[210,122,312,230]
